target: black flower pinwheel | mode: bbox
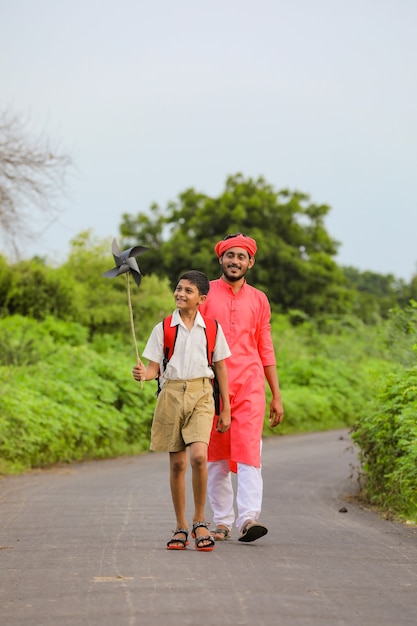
[103,238,149,385]
[103,238,148,287]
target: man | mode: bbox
[199,233,284,543]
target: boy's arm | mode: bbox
[132,360,159,382]
[213,359,231,433]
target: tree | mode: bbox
[0,231,174,344]
[0,255,78,321]
[342,266,411,321]
[0,111,71,257]
[60,230,174,342]
[119,173,353,316]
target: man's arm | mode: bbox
[264,364,284,427]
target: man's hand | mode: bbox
[269,397,284,428]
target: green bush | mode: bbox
[351,364,417,521]
[0,342,156,473]
[350,302,417,522]
[383,300,417,367]
[0,315,88,366]
[0,258,79,320]
[266,313,392,435]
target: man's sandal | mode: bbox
[212,525,231,541]
[238,519,268,543]
[166,528,189,550]
[191,522,215,552]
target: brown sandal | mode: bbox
[212,525,231,541]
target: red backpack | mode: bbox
[157,315,220,414]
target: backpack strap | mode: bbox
[202,317,220,415]
[162,315,179,373]
[156,315,178,396]
[203,317,218,367]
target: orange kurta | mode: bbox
[199,278,276,468]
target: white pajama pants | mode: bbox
[207,459,263,532]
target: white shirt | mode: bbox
[142,309,231,386]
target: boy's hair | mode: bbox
[178,270,210,295]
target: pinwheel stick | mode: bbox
[126,272,144,389]
[102,238,149,391]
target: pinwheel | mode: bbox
[103,237,148,287]
[103,238,149,384]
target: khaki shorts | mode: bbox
[150,378,215,452]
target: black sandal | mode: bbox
[191,521,215,552]
[166,528,189,550]
[238,519,268,543]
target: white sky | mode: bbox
[1,0,416,279]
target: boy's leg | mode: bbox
[169,450,188,529]
[189,441,213,548]
[189,441,208,522]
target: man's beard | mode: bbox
[222,264,248,282]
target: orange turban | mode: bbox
[214,234,257,258]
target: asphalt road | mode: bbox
[1,429,416,626]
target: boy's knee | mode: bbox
[171,458,187,474]
[190,452,207,469]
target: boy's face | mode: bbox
[174,279,206,312]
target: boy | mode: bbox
[132,270,231,551]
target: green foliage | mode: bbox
[0,254,12,303]
[0,235,177,474]
[0,233,175,343]
[119,173,354,317]
[266,313,392,436]
[351,302,417,522]
[0,315,88,365]
[0,310,391,475]
[60,230,174,341]
[0,340,156,473]
[342,266,411,321]
[351,365,417,521]
[383,300,417,367]
[0,255,79,320]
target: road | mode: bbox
[1,429,416,626]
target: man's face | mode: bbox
[219,247,255,282]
